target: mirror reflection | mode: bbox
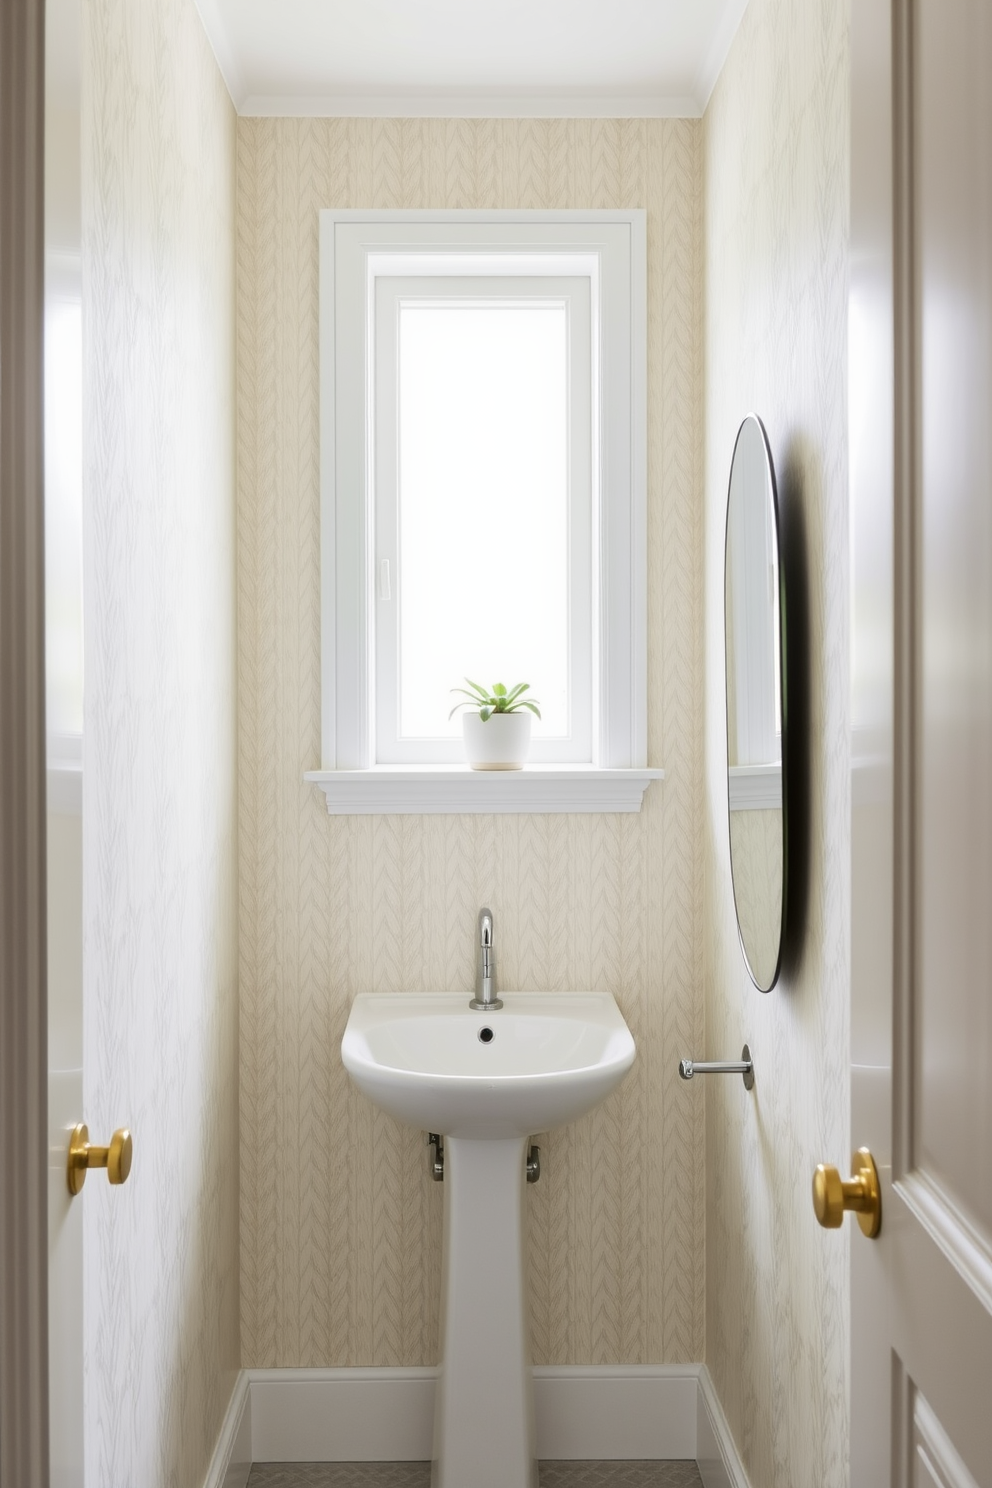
[724,414,786,991]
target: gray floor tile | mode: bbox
[246,1463,703,1488]
[541,1465,702,1487]
[247,1468,429,1488]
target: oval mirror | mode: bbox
[724,414,786,991]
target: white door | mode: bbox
[45,1,86,1480]
[849,1,992,1483]
[46,806,84,1488]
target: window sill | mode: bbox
[304,765,664,816]
[728,763,782,811]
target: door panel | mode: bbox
[851,2,992,1485]
[915,0,992,1241]
[913,1390,980,1488]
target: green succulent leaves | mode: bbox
[449,678,542,722]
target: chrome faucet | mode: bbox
[470,907,502,1010]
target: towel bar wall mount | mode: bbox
[678,1044,754,1091]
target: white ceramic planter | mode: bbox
[462,711,532,770]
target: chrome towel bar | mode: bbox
[678,1044,753,1091]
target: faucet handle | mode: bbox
[479,907,493,946]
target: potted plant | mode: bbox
[449,679,541,771]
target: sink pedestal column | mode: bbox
[432,1134,538,1488]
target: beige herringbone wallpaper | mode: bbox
[83,0,240,1482]
[237,118,704,1367]
[703,0,851,1483]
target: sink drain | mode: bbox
[478,1026,495,1044]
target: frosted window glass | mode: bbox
[397,302,569,739]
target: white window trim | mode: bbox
[728,763,782,811]
[307,209,662,815]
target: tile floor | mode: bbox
[246,1463,704,1487]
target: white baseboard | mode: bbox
[534,1366,698,1460]
[247,1365,699,1463]
[696,1366,752,1488]
[204,1370,252,1488]
[205,1364,749,1484]
[250,1367,437,1462]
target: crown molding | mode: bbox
[694,0,750,112]
[192,0,247,108]
[238,90,702,119]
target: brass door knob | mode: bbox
[812,1147,881,1238]
[67,1123,133,1196]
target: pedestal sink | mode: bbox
[341,991,636,1488]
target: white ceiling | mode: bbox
[192,0,750,118]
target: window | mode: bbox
[375,276,591,763]
[311,211,660,813]
[725,436,783,812]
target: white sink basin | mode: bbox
[341,990,636,1139]
[342,988,636,1488]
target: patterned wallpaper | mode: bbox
[81,1,240,1484]
[728,808,784,987]
[236,118,705,1368]
[702,0,851,1484]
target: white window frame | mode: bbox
[308,209,661,814]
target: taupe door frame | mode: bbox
[0,1,50,1485]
